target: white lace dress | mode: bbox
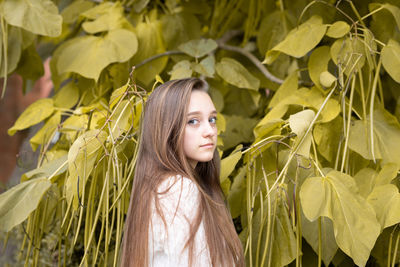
[148,176,212,267]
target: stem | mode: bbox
[369,59,382,163]
[318,218,322,267]
[341,76,355,173]
[391,231,400,267]
[1,16,8,98]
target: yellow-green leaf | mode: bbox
[268,71,298,108]
[300,170,380,267]
[367,184,400,229]
[110,100,133,139]
[0,0,62,37]
[21,155,68,182]
[192,55,215,77]
[8,98,54,136]
[0,178,52,232]
[264,15,327,64]
[30,111,61,151]
[168,60,192,80]
[381,39,400,83]
[313,116,342,162]
[320,71,337,88]
[57,29,138,81]
[348,108,400,165]
[54,82,79,109]
[220,145,243,182]
[289,109,315,157]
[61,0,95,24]
[216,58,260,90]
[178,38,218,58]
[66,130,107,209]
[0,25,22,77]
[369,3,400,30]
[308,46,331,89]
[330,37,365,76]
[326,21,350,38]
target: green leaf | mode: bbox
[220,115,257,150]
[308,46,331,89]
[370,3,400,30]
[65,130,107,209]
[15,44,44,81]
[300,170,381,267]
[61,0,95,24]
[61,114,89,142]
[320,71,337,88]
[178,39,218,58]
[313,116,342,162]
[326,21,350,38]
[216,58,260,90]
[109,82,129,109]
[54,82,79,109]
[161,12,201,49]
[289,109,315,157]
[131,19,167,85]
[375,163,399,186]
[30,111,61,151]
[192,55,215,77]
[268,71,298,108]
[0,25,22,77]
[21,154,68,182]
[0,178,52,232]
[0,0,62,37]
[8,98,54,136]
[220,145,242,182]
[302,213,338,266]
[227,167,246,218]
[353,168,378,198]
[57,29,138,81]
[367,184,400,229]
[168,60,193,80]
[110,100,133,139]
[264,15,327,64]
[330,37,365,76]
[348,108,400,165]
[81,2,132,34]
[381,39,400,83]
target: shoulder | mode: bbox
[156,175,201,215]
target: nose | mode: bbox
[202,122,216,138]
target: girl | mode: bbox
[121,78,244,267]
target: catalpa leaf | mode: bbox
[0,0,62,37]
[381,39,400,83]
[264,15,327,64]
[326,21,350,38]
[220,145,242,183]
[178,39,218,58]
[300,170,380,267]
[216,57,260,90]
[57,29,138,81]
[308,46,331,89]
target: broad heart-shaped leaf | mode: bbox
[8,98,54,136]
[313,116,342,162]
[0,178,52,232]
[268,71,298,108]
[15,44,44,81]
[348,108,400,165]
[302,212,338,266]
[264,15,327,64]
[53,82,79,109]
[289,109,315,157]
[381,39,400,83]
[192,55,215,77]
[0,0,62,37]
[57,29,138,81]
[61,0,95,24]
[330,37,366,76]
[30,111,61,151]
[178,39,218,58]
[308,46,331,89]
[369,3,400,30]
[227,167,246,218]
[0,25,22,77]
[367,184,400,229]
[81,2,133,34]
[220,145,242,183]
[300,170,381,267]
[110,100,133,139]
[21,154,68,182]
[168,60,192,80]
[216,58,260,90]
[66,130,107,210]
[326,21,350,38]
[320,71,337,88]
[131,19,167,85]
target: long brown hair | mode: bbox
[120,78,244,267]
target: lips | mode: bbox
[200,143,214,148]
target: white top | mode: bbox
[148,176,212,267]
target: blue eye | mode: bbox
[188,119,199,125]
[209,116,217,124]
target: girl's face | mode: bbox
[183,90,218,168]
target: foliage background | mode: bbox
[1,0,400,266]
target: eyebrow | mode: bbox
[187,110,217,116]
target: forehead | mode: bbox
[187,90,215,113]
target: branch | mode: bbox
[134,51,183,68]
[217,43,284,84]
